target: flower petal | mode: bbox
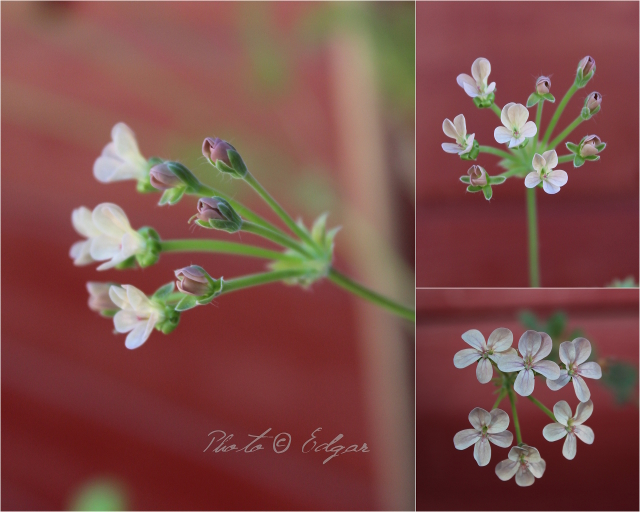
[515,466,535,487]
[533,332,553,361]
[542,180,561,194]
[453,114,467,138]
[90,234,121,261]
[487,327,513,352]
[524,172,542,188]
[518,330,542,358]
[476,358,493,384]
[442,118,459,139]
[454,429,481,450]
[532,153,545,172]
[559,341,576,365]
[522,445,541,462]
[577,361,602,380]
[454,348,482,368]
[70,240,95,265]
[471,57,491,85]
[497,354,524,373]
[542,150,558,169]
[442,142,462,154]
[125,284,153,314]
[574,425,594,445]
[562,433,577,460]
[508,103,529,130]
[500,103,515,129]
[113,310,139,333]
[456,74,479,97]
[468,407,492,430]
[494,126,513,144]
[92,203,131,238]
[543,423,567,441]
[547,370,570,391]
[461,329,486,351]
[488,430,513,448]
[508,136,525,148]
[528,459,546,478]
[553,400,572,426]
[72,207,101,238]
[488,409,510,433]
[109,286,129,310]
[473,437,491,466]
[461,81,480,98]
[514,369,535,396]
[532,360,561,380]
[572,375,591,402]
[546,170,568,187]
[573,400,593,425]
[124,321,151,350]
[495,459,518,481]
[573,338,592,365]
[111,122,145,165]
[486,82,496,94]
[520,121,538,138]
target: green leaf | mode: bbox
[489,176,506,185]
[545,311,567,338]
[565,142,579,154]
[573,155,585,168]
[526,93,541,108]
[519,310,542,331]
[459,176,471,184]
[600,361,639,403]
[466,185,482,193]
[175,295,198,312]
[482,185,493,201]
[153,282,175,300]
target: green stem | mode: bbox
[243,171,318,249]
[159,239,294,261]
[328,268,415,322]
[490,102,502,117]
[526,186,540,287]
[527,395,556,422]
[479,145,519,161]
[548,116,583,150]
[532,101,543,156]
[507,386,523,445]
[541,83,578,148]
[557,154,574,163]
[242,221,312,258]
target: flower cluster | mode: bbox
[453,328,602,486]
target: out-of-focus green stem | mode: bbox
[160,239,295,261]
[527,395,556,421]
[507,386,523,444]
[548,116,583,150]
[242,222,312,258]
[526,186,540,288]
[557,154,574,163]
[490,102,502,117]
[541,83,578,148]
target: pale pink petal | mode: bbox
[559,341,576,365]
[72,207,101,238]
[111,122,145,165]
[487,327,513,352]
[500,103,515,129]
[542,150,558,169]
[546,170,568,186]
[461,329,486,351]
[108,286,129,310]
[473,437,491,466]
[125,285,153,313]
[543,423,567,441]
[525,172,542,188]
[577,362,602,379]
[495,459,518,481]
[522,445,541,462]
[471,57,491,84]
[508,136,525,148]
[533,332,553,361]
[573,338,592,364]
[113,311,139,333]
[92,203,131,238]
[494,126,513,144]
[562,433,577,460]
[454,429,482,450]
[70,240,95,265]
[547,370,570,391]
[442,142,462,154]
[488,430,513,448]
[518,330,542,358]
[468,407,492,430]
[520,121,538,138]
[488,409,510,433]
[476,358,493,384]
[486,82,496,94]
[442,118,459,139]
[573,400,593,425]
[532,153,545,172]
[89,234,121,261]
[508,103,529,130]
[462,81,480,98]
[514,369,535,396]
[542,181,561,194]
[454,348,482,368]
[497,354,525,373]
[124,322,151,350]
[574,425,594,444]
[515,466,535,487]
[528,459,546,478]
[460,133,475,154]
[453,114,467,138]
[507,446,526,462]
[553,400,572,426]
[572,375,591,402]
[532,360,561,380]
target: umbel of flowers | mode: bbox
[72,123,415,349]
[442,56,606,287]
[453,328,602,487]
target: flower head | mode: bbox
[202,137,234,167]
[547,338,602,402]
[70,203,147,270]
[494,103,537,148]
[467,165,488,187]
[585,92,602,113]
[536,76,551,94]
[175,265,213,296]
[453,407,513,466]
[579,135,604,157]
[149,163,183,191]
[93,123,149,183]
[543,400,594,460]
[578,56,596,77]
[108,284,165,349]
[497,330,561,396]
[454,328,516,384]
[496,445,546,487]
[456,58,496,100]
[442,114,475,155]
[525,150,568,195]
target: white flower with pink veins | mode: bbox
[495,445,546,487]
[547,338,602,402]
[454,407,513,466]
[456,57,496,100]
[454,328,516,384]
[543,400,594,460]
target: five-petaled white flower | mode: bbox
[542,400,594,460]
[93,123,149,183]
[108,284,165,349]
[71,203,146,270]
[442,114,475,155]
[547,338,602,402]
[454,407,513,466]
[525,150,569,195]
[454,328,516,383]
[494,103,537,148]
[456,58,496,99]
[495,445,546,487]
[498,330,561,396]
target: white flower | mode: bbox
[542,400,594,460]
[93,123,149,183]
[454,328,516,383]
[442,114,475,155]
[494,103,537,148]
[547,338,602,402]
[70,203,146,271]
[497,330,561,396]
[87,282,118,313]
[495,445,546,487]
[108,285,164,349]
[525,150,569,195]
[456,58,496,99]
[453,407,513,466]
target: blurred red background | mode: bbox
[1,3,415,510]
[416,288,639,511]
[416,2,639,287]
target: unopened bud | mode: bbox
[175,266,212,296]
[585,92,602,112]
[202,137,233,167]
[197,197,225,222]
[192,196,243,233]
[536,76,551,94]
[580,135,603,157]
[468,165,488,187]
[578,56,595,76]
[87,282,118,314]
[149,163,182,191]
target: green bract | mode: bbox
[473,92,495,108]
[526,92,556,107]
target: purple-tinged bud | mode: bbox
[202,137,233,166]
[87,282,118,313]
[586,92,602,112]
[580,135,603,157]
[468,165,488,187]
[197,197,225,222]
[175,266,211,296]
[149,163,182,191]
[578,56,595,76]
[536,76,551,94]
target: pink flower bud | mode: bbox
[586,92,602,112]
[197,197,225,222]
[580,135,602,157]
[468,165,488,187]
[536,76,551,94]
[175,266,211,296]
[202,137,233,166]
[149,163,182,191]
[578,56,595,76]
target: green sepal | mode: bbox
[165,161,201,190]
[466,185,482,193]
[136,251,159,268]
[136,227,161,268]
[152,282,175,301]
[482,185,493,201]
[565,142,579,154]
[227,149,248,178]
[459,176,471,184]
[115,256,137,270]
[473,92,495,109]
[584,155,600,162]
[205,197,243,233]
[459,139,480,161]
[156,308,180,334]
[158,187,186,206]
[581,105,600,120]
[195,219,212,229]
[596,142,606,152]
[541,93,555,103]
[175,295,198,312]
[99,309,118,318]
[136,180,157,194]
[526,93,541,108]
[573,155,585,168]
[489,175,506,185]
[215,160,237,175]
[575,68,594,88]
